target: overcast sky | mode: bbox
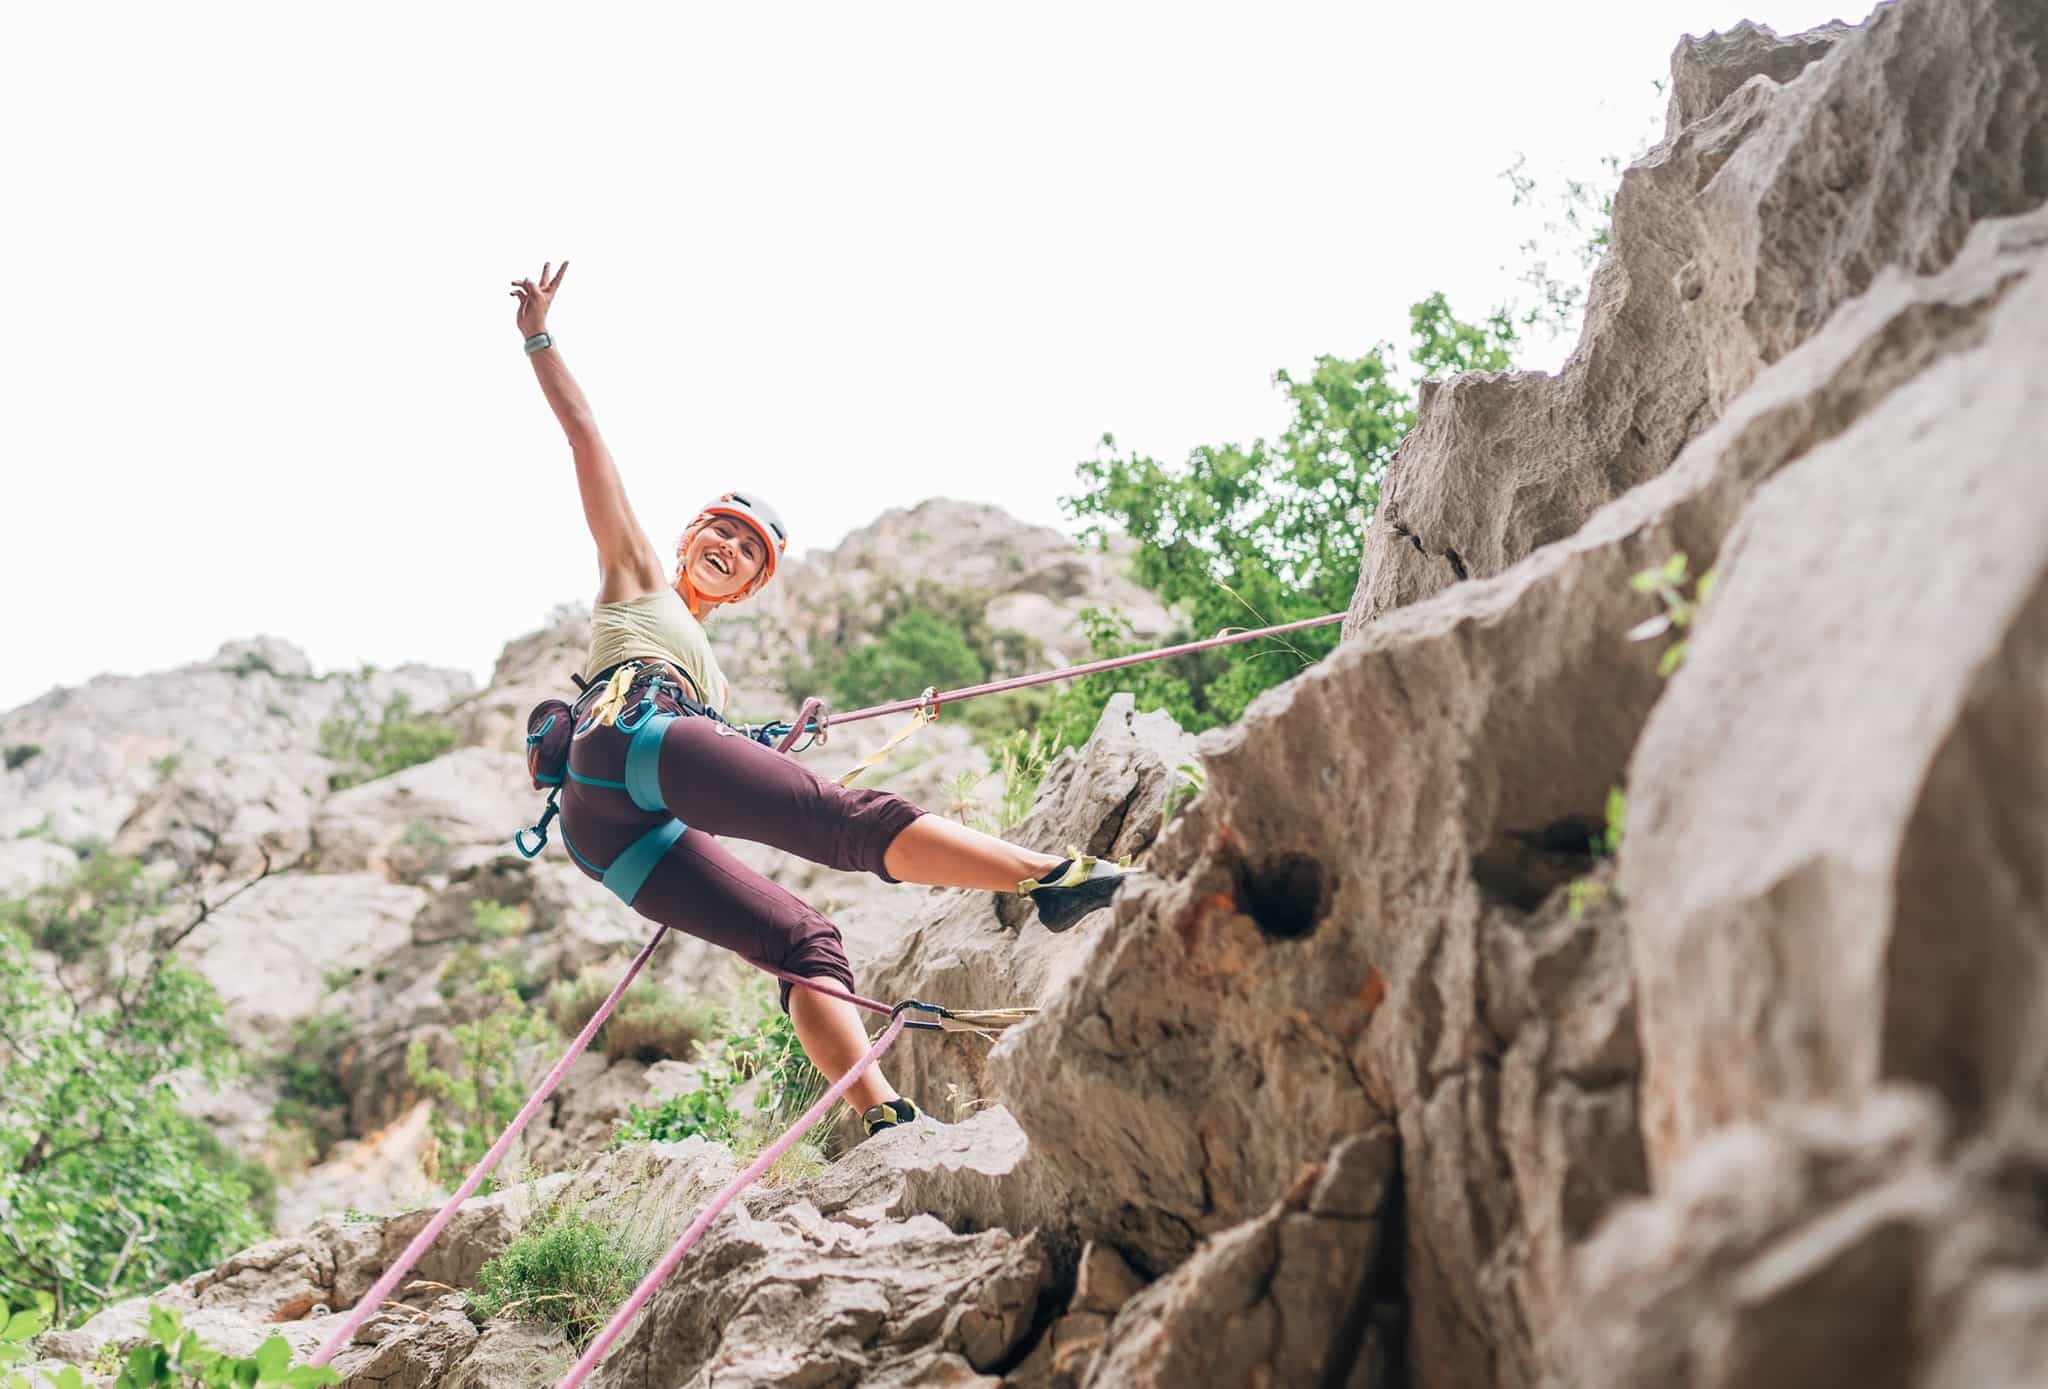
[1,1,1865,713]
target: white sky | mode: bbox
[1,1,1864,713]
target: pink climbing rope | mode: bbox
[307,924,672,1366]
[756,962,895,1017]
[556,1012,910,1388]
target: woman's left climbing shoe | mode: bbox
[862,1097,922,1138]
[1017,853,1134,933]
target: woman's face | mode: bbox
[683,516,767,600]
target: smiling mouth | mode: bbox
[706,554,733,576]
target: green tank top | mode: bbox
[583,588,732,714]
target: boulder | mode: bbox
[1573,1090,2048,1389]
[311,747,533,883]
[1076,1130,1398,1389]
[182,871,425,1048]
[0,836,78,895]
[586,1205,1051,1388]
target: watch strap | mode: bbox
[523,332,555,355]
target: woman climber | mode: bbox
[510,261,1127,1138]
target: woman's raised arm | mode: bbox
[512,263,664,598]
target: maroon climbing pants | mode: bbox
[556,668,925,1010]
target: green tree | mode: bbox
[0,852,279,1326]
[1054,294,1516,743]
[830,608,987,710]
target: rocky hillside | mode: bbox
[13,2,2048,1384]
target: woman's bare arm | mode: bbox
[512,263,665,600]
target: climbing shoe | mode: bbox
[862,1097,921,1137]
[1017,853,1133,933]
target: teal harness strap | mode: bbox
[528,682,685,906]
[625,712,676,812]
[560,817,685,907]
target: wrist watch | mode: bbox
[523,332,555,355]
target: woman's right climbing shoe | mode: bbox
[862,1097,922,1137]
[1017,853,1132,933]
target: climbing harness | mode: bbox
[515,659,753,908]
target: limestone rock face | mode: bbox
[444,600,590,755]
[310,747,532,882]
[1348,0,2048,632]
[0,642,470,873]
[0,837,78,895]
[183,872,426,1049]
[1661,18,1851,138]
[1623,207,2048,1174]
[1078,1129,1400,1389]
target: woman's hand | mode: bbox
[511,261,569,338]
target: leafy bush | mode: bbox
[544,968,716,1064]
[470,900,528,940]
[467,1205,647,1348]
[2,745,40,773]
[407,960,552,1179]
[0,848,171,964]
[614,992,823,1152]
[0,855,269,1325]
[0,1298,338,1388]
[318,690,456,791]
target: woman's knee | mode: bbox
[772,916,855,1012]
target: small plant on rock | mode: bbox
[1628,553,1718,677]
[940,768,994,834]
[993,728,1056,831]
[545,965,716,1064]
[1567,786,1628,921]
[1159,762,1207,839]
